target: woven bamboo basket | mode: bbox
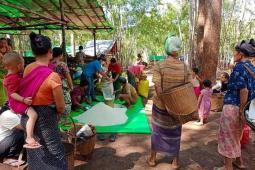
[63,142,74,170]
[69,124,96,158]
[60,117,96,160]
[210,94,224,111]
[159,83,198,124]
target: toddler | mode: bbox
[191,67,201,98]
[195,79,212,126]
[138,73,149,105]
[2,52,41,149]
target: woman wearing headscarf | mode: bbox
[147,34,192,169]
[216,39,255,170]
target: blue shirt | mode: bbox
[224,60,255,106]
[82,60,102,77]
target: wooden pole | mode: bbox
[71,32,75,57]
[93,29,96,58]
[59,0,67,62]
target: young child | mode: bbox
[138,73,149,105]
[2,52,41,149]
[195,79,213,126]
[191,67,201,98]
[212,72,229,94]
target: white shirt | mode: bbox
[191,77,200,87]
[212,80,222,91]
[0,110,21,142]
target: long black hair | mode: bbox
[29,32,52,56]
[52,47,63,58]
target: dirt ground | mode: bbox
[75,99,255,170]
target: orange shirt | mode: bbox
[24,62,62,105]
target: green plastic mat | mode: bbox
[149,55,165,61]
[61,96,151,134]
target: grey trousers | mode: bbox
[0,129,24,158]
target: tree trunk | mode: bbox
[196,0,221,83]
[201,0,222,82]
[196,0,205,68]
[188,0,196,66]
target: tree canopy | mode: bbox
[5,0,255,67]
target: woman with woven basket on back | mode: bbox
[147,34,193,169]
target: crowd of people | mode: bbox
[0,31,255,170]
[0,32,150,168]
[148,35,255,170]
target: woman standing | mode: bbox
[147,34,192,169]
[0,38,9,106]
[108,58,122,93]
[216,39,255,170]
[51,47,73,116]
[21,32,67,169]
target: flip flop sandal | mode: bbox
[170,160,180,170]
[213,167,225,170]
[232,161,247,170]
[170,165,180,170]
[3,159,25,167]
[23,143,42,149]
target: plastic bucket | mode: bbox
[102,81,114,100]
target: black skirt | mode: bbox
[21,105,67,170]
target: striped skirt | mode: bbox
[21,105,67,170]
[151,104,182,156]
[218,104,243,158]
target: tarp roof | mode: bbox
[0,0,112,31]
[84,40,115,56]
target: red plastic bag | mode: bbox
[241,124,250,146]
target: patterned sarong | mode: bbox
[218,104,243,158]
[21,105,67,170]
[151,104,182,156]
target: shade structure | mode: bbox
[84,40,116,56]
[0,0,112,31]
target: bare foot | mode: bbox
[213,167,226,170]
[171,158,180,170]
[232,160,247,170]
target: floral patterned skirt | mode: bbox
[218,104,243,158]
[62,79,72,115]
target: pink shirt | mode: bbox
[3,73,22,100]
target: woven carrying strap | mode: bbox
[243,64,255,79]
